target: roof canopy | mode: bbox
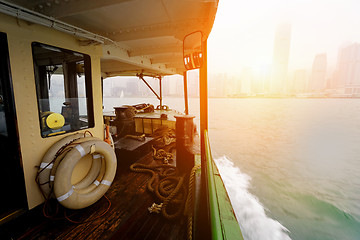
[5,0,218,77]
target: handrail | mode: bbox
[204,130,223,239]
[203,129,244,240]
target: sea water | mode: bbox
[103,97,360,240]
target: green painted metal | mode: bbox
[204,130,244,240]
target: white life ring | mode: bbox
[74,156,106,195]
[48,137,99,192]
[54,139,117,209]
[72,153,103,190]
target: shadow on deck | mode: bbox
[0,146,186,240]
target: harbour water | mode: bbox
[103,97,360,240]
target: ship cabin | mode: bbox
[0,0,242,239]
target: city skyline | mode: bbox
[208,0,360,74]
[102,35,360,99]
[103,0,360,98]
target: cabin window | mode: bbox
[32,42,94,137]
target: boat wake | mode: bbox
[214,156,292,240]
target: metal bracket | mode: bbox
[136,73,163,108]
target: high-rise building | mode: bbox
[309,54,327,92]
[270,23,292,94]
[335,43,360,94]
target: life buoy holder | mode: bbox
[38,133,85,198]
[54,139,117,209]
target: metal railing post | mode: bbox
[195,38,212,240]
[183,71,189,115]
[159,76,162,109]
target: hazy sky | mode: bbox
[208,0,360,76]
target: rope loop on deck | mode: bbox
[130,163,177,192]
[130,162,186,220]
[152,146,173,164]
[156,175,186,220]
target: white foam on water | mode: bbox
[214,156,292,240]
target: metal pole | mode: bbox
[159,76,163,109]
[183,71,189,115]
[200,40,208,166]
[195,38,211,239]
[101,77,104,102]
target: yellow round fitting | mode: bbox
[46,113,65,130]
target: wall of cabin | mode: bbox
[0,13,104,209]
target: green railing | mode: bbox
[204,130,244,240]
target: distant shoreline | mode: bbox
[103,95,360,99]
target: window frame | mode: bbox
[31,42,94,138]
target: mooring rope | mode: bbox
[129,162,186,220]
[152,126,176,148]
[130,163,177,193]
[184,164,201,240]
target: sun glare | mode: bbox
[208,0,360,76]
[206,0,360,96]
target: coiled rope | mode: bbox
[130,163,186,220]
[130,162,201,240]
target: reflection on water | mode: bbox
[104,97,360,240]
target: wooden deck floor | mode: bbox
[0,147,187,240]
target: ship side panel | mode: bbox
[0,12,104,210]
